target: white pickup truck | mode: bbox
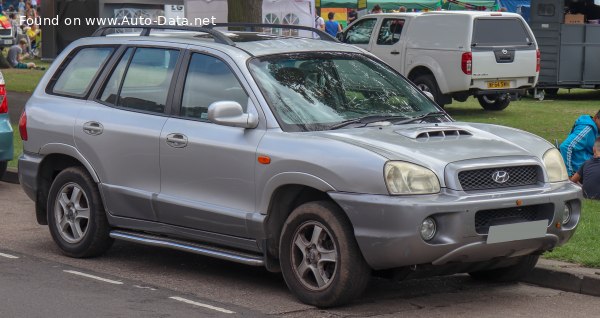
[338,11,540,110]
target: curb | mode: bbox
[522,259,600,297]
[1,167,19,184]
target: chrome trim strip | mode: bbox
[110,230,264,267]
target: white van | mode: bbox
[338,11,540,110]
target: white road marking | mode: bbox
[63,270,124,285]
[0,252,19,259]
[133,285,157,291]
[169,296,236,314]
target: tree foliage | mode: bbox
[228,0,263,23]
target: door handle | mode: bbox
[166,133,188,148]
[82,121,103,136]
[391,51,400,55]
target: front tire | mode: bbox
[279,201,370,308]
[477,94,511,111]
[469,255,539,282]
[47,167,113,258]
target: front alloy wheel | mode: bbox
[291,221,338,291]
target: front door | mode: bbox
[343,18,378,51]
[370,18,407,73]
[156,50,264,237]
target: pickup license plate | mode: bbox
[486,220,547,244]
[486,80,510,89]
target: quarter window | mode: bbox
[180,53,248,121]
[99,47,180,114]
[52,47,114,97]
[345,19,376,45]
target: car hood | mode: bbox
[312,122,554,185]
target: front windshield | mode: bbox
[248,52,443,132]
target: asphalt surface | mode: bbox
[2,180,600,317]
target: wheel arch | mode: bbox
[407,62,448,94]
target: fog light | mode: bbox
[420,217,437,241]
[562,204,571,225]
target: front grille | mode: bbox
[0,29,11,36]
[475,204,554,234]
[458,165,538,191]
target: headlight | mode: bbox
[543,148,568,182]
[384,162,440,195]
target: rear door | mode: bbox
[471,17,538,87]
[369,18,407,73]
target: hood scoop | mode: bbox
[395,127,473,140]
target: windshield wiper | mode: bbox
[393,111,448,125]
[329,114,409,130]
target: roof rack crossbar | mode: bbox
[92,25,236,46]
[208,23,338,42]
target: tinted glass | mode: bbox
[537,4,555,16]
[377,19,405,45]
[118,48,180,113]
[99,48,133,105]
[249,53,439,132]
[472,18,532,46]
[181,54,248,120]
[53,47,114,96]
[345,19,376,44]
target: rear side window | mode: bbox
[472,18,532,47]
[99,47,180,114]
[51,47,114,97]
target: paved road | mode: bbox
[1,180,600,317]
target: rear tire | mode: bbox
[412,74,445,107]
[47,167,113,258]
[279,201,370,308]
[469,255,539,282]
[0,161,6,180]
[544,88,559,96]
[477,94,511,111]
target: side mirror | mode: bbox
[423,91,435,101]
[336,32,345,42]
[208,101,258,129]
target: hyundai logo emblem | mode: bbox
[492,170,510,183]
[502,49,508,55]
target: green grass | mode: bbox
[447,90,600,268]
[8,124,20,168]
[2,60,51,93]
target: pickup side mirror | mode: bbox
[336,32,345,42]
[208,101,258,129]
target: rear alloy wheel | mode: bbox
[279,201,370,307]
[412,74,445,107]
[47,167,113,258]
[477,94,511,111]
[469,255,539,282]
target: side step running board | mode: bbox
[109,230,264,267]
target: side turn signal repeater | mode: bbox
[258,155,271,165]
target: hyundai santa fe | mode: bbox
[18,24,581,307]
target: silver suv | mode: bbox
[18,24,581,307]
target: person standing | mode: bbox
[347,9,358,25]
[560,110,600,176]
[325,12,342,37]
[371,4,383,14]
[314,11,325,31]
[570,137,600,199]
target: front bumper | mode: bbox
[330,182,582,270]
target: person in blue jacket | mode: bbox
[325,12,342,37]
[560,110,600,176]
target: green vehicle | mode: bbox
[0,70,13,178]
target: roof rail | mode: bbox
[92,25,236,46]
[207,23,338,42]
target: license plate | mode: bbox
[3,40,11,45]
[486,80,510,89]
[486,220,547,244]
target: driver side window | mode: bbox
[345,19,377,45]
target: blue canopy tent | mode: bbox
[498,0,530,12]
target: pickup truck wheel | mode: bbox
[412,74,445,107]
[0,161,6,179]
[477,94,510,111]
[544,88,559,96]
[469,255,539,282]
[279,201,370,307]
[47,167,113,258]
